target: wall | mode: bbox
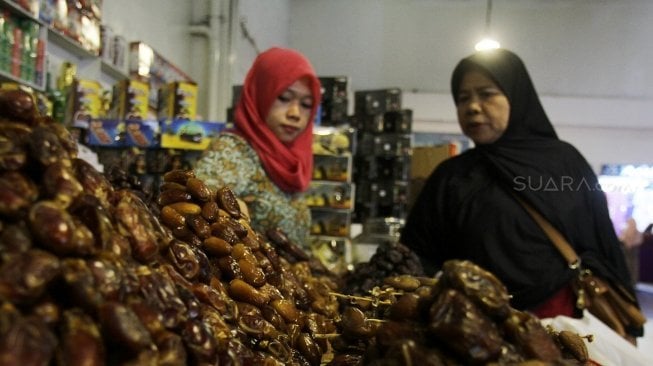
[102,0,192,75]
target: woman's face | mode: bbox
[265,77,314,144]
[456,70,510,145]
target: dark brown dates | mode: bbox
[216,186,241,217]
[28,201,95,256]
[0,89,38,123]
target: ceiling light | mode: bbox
[475,38,500,51]
[475,0,501,51]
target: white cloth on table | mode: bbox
[541,310,652,366]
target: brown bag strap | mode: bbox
[513,194,581,269]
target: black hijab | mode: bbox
[450,49,635,297]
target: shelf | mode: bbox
[100,60,129,81]
[0,0,46,91]
[1,0,125,92]
[0,0,39,21]
[0,69,42,91]
[47,28,97,59]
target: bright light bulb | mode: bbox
[475,38,501,51]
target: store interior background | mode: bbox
[100,0,653,174]
[56,0,653,349]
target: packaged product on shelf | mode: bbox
[109,78,150,121]
[159,119,225,150]
[157,81,198,121]
[360,109,412,134]
[306,181,354,210]
[124,119,159,148]
[312,125,355,155]
[310,208,351,237]
[309,235,352,275]
[113,34,127,70]
[355,154,411,181]
[12,0,39,17]
[99,24,115,63]
[312,154,352,182]
[85,118,122,146]
[129,41,195,109]
[355,180,409,221]
[65,78,104,128]
[357,133,411,157]
[354,87,402,116]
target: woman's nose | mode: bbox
[465,99,481,114]
[287,102,300,119]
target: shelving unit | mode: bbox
[0,0,46,90]
[0,0,129,91]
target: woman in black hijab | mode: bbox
[400,49,642,338]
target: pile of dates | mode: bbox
[327,259,592,365]
[342,242,424,296]
[0,89,341,365]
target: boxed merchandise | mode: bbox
[356,180,409,208]
[124,119,159,148]
[318,99,348,125]
[66,78,104,128]
[160,119,225,150]
[110,79,150,121]
[355,154,411,181]
[310,209,351,237]
[13,0,39,17]
[408,144,457,210]
[100,24,115,63]
[410,144,455,179]
[309,235,352,275]
[306,181,355,210]
[360,109,412,133]
[86,118,123,147]
[312,125,355,155]
[313,155,352,182]
[319,76,348,103]
[129,41,195,109]
[354,88,401,116]
[358,133,411,156]
[157,81,198,120]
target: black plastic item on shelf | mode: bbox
[354,179,409,222]
[319,76,348,103]
[357,133,411,157]
[359,109,412,134]
[354,154,411,181]
[354,88,401,116]
[319,99,348,125]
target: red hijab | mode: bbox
[232,47,321,193]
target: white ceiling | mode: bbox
[288,0,653,101]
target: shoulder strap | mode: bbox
[513,194,581,269]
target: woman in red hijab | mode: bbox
[194,47,321,247]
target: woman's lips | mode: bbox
[282,125,299,134]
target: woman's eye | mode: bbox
[301,101,313,109]
[278,94,292,102]
[481,89,501,98]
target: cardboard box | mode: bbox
[306,181,355,210]
[110,79,150,121]
[66,79,104,128]
[157,81,198,120]
[124,119,159,147]
[310,209,351,237]
[410,144,454,179]
[86,119,123,147]
[408,144,458,211]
